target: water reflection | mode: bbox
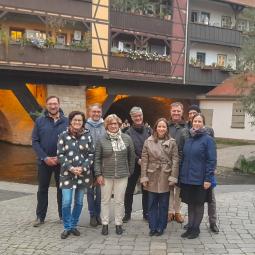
[0,141,37,184]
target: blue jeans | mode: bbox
[148,191,170,232]
[62,188,85,231]
[87,185,101,217]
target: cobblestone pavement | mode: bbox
[0,181,254,255]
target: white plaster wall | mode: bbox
[189,43,236,69]
[191,0,236,27]
[199,99,255,141]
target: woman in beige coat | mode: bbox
[141,118,179,236]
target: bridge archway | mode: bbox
[0,110,12,142]
[105,96,189,126]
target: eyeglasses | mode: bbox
[72,119,83,122]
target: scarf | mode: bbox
[86,118,104,128]
[189,127,207,137]
[68,126,85,138]
[107,129,126,152]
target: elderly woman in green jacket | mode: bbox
[95,114,135,236]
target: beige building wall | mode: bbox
[47,85,86,116]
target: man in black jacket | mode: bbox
[168,102,186,224]
[123,107,151,222]
[32,96,68,227]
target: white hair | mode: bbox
[129,106,143,116]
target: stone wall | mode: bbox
[47,85,87,116]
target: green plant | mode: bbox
[240,158,255,174]
[70,32,91,51]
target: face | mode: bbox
[46,97,60,116]
[131,112,143,126]
[192,115,204,130]
[188,110,198,122]
[107,119,119,133]
[170,105,183,122]
[89,106,102,122]
[71,114,84,130]
[156,121,168,138]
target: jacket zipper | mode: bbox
[114,151,117,178]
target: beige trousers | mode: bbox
[168,186,182,213]
[101,177,128,225]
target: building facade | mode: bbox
[0,0,254,144]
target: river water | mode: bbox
[0,141,37,184]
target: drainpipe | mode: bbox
[183,0,189,85]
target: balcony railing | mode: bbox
[186,65,231,86]
[0,43,91,71]
[0,0,91,19]
[189,23,242,47]
[109,55,171,76]
[110,10,172,36]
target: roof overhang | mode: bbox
[218,0,255,8]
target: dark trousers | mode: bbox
[36,162,62,220]
[208,189,217,224]
[188,203,204,231]
[124,165,148,218]
[148,191,170,232]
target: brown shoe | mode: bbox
[175,213,184,223]
[168,213,175,222]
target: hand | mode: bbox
[169,181,175,187]
[70,167,80,176]
[204,182,211,190]
[142,181,148,188]
[44,157,57,166]
[137,159,141,166]
[97,176,105,185]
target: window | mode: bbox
[191,11,199,23]
[221,16,232,28]
[118,41,133,52]
[249,21,255,32]
[196,52,206,65]
[150,44,166,55]
[237,19,248,31]
[200,12,210,25]
[217,54,227,67]
[10,29,24,41]
[231,102,245,128]
[56,33,66,47]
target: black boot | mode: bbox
[116,225,123,235]
[122,214,131,223]
[187,228,200,239]
[181,228,192,238]
[101,225,108,235]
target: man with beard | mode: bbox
[85,103,106,227]
[32,96,68,227]
[168,102,186,224]
[123,107,152,222]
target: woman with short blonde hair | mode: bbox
[95,114,135,235]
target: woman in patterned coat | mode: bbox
[57,111,94,239]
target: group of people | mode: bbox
[32,96,219,240]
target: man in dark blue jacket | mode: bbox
[32,96,68,227]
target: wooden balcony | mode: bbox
[0,0,91,19]
[189,23,242,47]
[110,10,172,36]
[0,43,91,72]
[109,55,171,76]
[186,65,231,86]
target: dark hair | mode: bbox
[192,113,205,126]
[188,104,201,113]
[152,118,169,142]
[46,96,60,103]
[68,111,86,127]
